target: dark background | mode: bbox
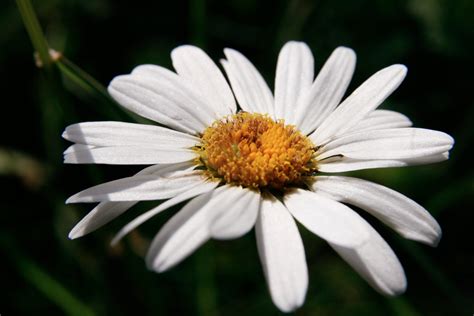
[1,0,473,315]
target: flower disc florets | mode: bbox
[196,112,317,189]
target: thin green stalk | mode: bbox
[16,0,51,69]
[16,0,143,123]
[56,56,149,123]
[57,56,112,106]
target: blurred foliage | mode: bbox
[1,0,473,315]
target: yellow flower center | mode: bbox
[195,112,317,189]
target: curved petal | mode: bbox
[312,176,441,246]
[67,163,192,238]
[284,189,370,247]
[294,47,356,134]
[108,66,216,134]
[222,48,274,116]
[63,145,196,165]
[63,121,199,148]
[111,181,219,245]
[145,185,255,272]
[171,45,236,116]
[349,110,412,133]
[274,41,314,122]
[256,195,308,313]
[69,201,137,239]
[66,169,205,203]
[329,224,407,296]
[317,152,450,172]
[64,144,95,154]
[210,186,260,240]
[310,64,407,145]
[316,128,454,161]
[146,191,214,273]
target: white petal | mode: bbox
[111,181,219,245]
[274,41,314,122]
[316,128,454,161]
[310,64,407,145]
[108,66,215,134]
[284,189,370,247]
[64,145,195,165]
[145,185,252,272]
[317,158,407,173]
[63,121,199,148]
[69,201,137,239]
[294,47,356,133]
[63,144,95,154]
[317,152,450,173]
[67,163,191,238]
[222,48,274,116]
[171,45,236,116]
[350,110,412,133]
[255,195,308,313]
[66,169,205,203]
[329,224,407,296]
[146,192,213,272]
[312,176,441,246]
[210,186,260,240]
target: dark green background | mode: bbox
[1,0,473,315]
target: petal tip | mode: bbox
[335,46,356,56]
[68,227,82,240]
[65,195,79,204]
[392,64,408,76]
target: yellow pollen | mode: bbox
[195,112,317,189]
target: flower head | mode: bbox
[64,42,454,312]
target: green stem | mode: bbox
[57,57,112,105]
[56,56,148,123]
[16,0,52,69]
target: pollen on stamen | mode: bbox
[195,112,317,189]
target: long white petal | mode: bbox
[222,48,274,116]
[69,201,137,239]
[295,47,356,133]
[317,152,450,173]
[171,45,236,116]
[317,158,407,172]
[312,176,441,246]
[63,121,199,148]
[63,144,95,154]
[67,163,192,238]
[108,66,215,134]
[310,64,407,145]
[284,189,370,247]
[64,145,195,165]
[329,224,407,296]
[349,110,412,133]
[66,170,205,203]
[274,41,314,122]
[145,185,253,272]
[111,181,219,245]
[256,195,308,313]
[316,128,454,161]
[146,192,213,272]
[210,186,260,240]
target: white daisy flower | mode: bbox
[64,41,454,312]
